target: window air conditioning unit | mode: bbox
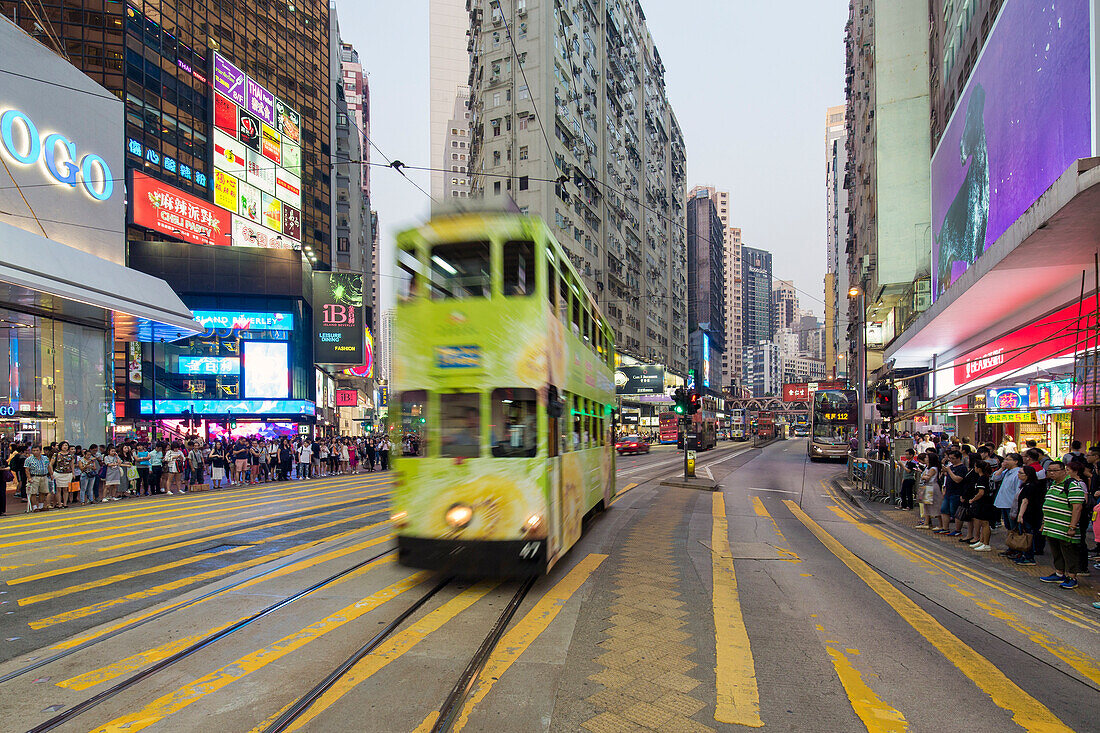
[492,8,503,24]
[517,0,527,15]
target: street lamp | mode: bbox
[848,285,866,459]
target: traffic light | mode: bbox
[687,392,701,415]
[672,388,686,414]
[874,385,898,418]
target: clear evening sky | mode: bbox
[340,0,847,317]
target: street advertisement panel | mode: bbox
[987,412,1034,423]
[179,356,240,376]
[231,215,296,250]
[130,171,229,247]
[335,389,358,407]
[931,0,1091,297]
[140,398,313,416]
[613,364,665,395]
[986,386,1029,411]
[209,53,302,248]
[243,341,289,399]
[343,327,375,378]
[1031,380,1074,408]
[783,381,847,402]
[191,310,294,331]
[702,333,711,388]
[313,272,366,364]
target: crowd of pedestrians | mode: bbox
[893,432,1100,611]
[0,434,394,516]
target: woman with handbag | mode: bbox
[1013,465,1045,566]
[163,442,185,495]
[967,462,995,551]
[50,441,76,508]
[917,453,942,529]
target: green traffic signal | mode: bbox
[673,405,684,414]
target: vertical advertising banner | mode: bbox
[313,272,366,364]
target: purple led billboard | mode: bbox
[931,0,1091,298]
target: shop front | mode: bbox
[1,23,199,447]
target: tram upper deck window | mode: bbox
[503,240,536,296]
[491,388,538,457]
[399,390,428,456]
[546,255,557,310]
[430,241,490,300]
[440,392,481,458]
[397,249,422,301]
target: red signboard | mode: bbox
[130,172,230,247]
[952,301,1095,385]
[782,381,846,402]
[335,389,358,407]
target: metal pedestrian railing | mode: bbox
[846,455,906,505]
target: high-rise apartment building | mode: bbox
[844,0,931,374]
[431,0,473,201]
[771,279,799,334]
[930,0,1003,150]
[744,341,782,398]
[824,104,849,381]
[465,0,688,373]
[691,186,742,393]
[331,10,371,278]
[340,39,371,197]
[686,187,726,392]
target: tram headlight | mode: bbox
[390,511,408,528]
[445,503,474,529]
[521,513,545,537]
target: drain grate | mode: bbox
[198,543,253,554]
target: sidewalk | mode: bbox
[829,474,1100,605]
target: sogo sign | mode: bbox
[0,109,113,201]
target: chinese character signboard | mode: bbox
[209,52,302,249]
[313,272,365,364]
[130,172,229,247]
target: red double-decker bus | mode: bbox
[658,412,679,444]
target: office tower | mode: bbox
[771,279,799,334]
[686,187,726,392]
[465,0,688,373]
[431,0,473,201]
[742,246,773,349]
[824,104,849,380]
[691,186,742,393]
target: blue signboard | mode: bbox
[434,345,481,369]
[140,399,314,416]
[178,356,240,375]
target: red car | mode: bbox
[616,435,650,455]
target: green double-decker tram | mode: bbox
[389,212,616,575]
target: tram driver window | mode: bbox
[440,392,481,458]
[399,390,427,457]
[430,241,491,300]
[491,388,538,457]
[503,240,536,296]
[397,249,422,301]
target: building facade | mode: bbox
[824,104,849,381]
[442,87,473,199]
[771,279,799,335]
[465,0,688,374]
[844,0,931,378]
[686,187,726,392]
[339,39,371,198]
[744,341,782,398]
[331,11,372,275]
[741,246,773,353]
[430,0,473,201]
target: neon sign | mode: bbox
[191,310,294,330]
[0,108,113,201]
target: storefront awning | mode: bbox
[0,220,200,340]
[887,157,1100,372]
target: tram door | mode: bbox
[547,412,562,562]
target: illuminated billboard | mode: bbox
[210,52,302,249]
[931,0,1091,297]
[179,356,240,376]
[191,311,294,331]
[243,341,289,399]
[130,172,230,247]
[986,386,1029,412]
[313,272,366,364]
[613,365,665,395]
[140,399,314,416]
[335,389,358,407]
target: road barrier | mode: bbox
[847,455,905,504]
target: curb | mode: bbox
[829,473,863,507]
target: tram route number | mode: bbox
[520,541,540,559]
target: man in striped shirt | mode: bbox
[1038,462,1087,589]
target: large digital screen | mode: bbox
[210,52,302,249]
[931,0,1091,298]
[243,341,289,399]
[613,365,665,395]
[179,356,240,375]
[139,399,314,416]
[313,272,366,364]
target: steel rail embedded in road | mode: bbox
[429,576,537,733]
[24,544,398,733]
[261,575,454,733]
[0,506,390,685]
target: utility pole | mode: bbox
[850,285,866,458]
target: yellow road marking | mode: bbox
[751,496,799,561]
[89,571,428,733]
[449,554,607,731]
[281,582,498,732]
[0,474,380,539]
[616,482,638,496]
[825,643,909,732]
[30,531,393,629]
[17,506,380,606]
[58,552,398,691]
[0,555,76,572]
[711,492,764,727]
[1,481,388,559]
[8,490,386,586]
[51,528,391,650]
[784,500,1074,733]
[413,712,440,732]
[244,700,297,733]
